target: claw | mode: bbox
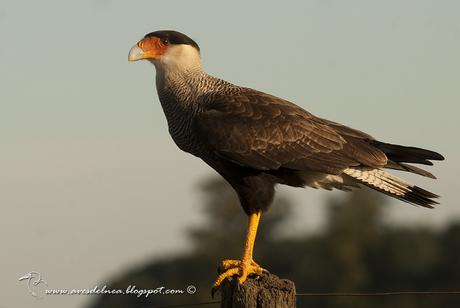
[212,258,265,295]
[218,259,261,272]
[212,212,264,296]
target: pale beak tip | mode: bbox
[128,45,144,62]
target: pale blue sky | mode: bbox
[2,1,459,307]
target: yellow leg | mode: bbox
[212,211,265,293]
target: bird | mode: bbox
[128,30,444,293]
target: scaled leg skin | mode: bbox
[212,211,265,295]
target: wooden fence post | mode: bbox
[220,272,296,308]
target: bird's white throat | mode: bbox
[153,44,202,75]
[152,44,205,96]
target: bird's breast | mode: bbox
[157,89,205,156]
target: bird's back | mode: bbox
[192,84,444,208]
[151,55,443,210]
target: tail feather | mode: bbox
[384,160,436,179]
[371,141,444,165]
[343,167,439,208]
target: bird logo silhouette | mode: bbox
[18,271,48,298]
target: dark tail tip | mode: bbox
[403,186,440,209]
[371,141,444,165]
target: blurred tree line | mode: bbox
[88,177,460,308]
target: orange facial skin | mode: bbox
[137,37,169,60]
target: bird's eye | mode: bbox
[161,38,169,45]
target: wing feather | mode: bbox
[196,88,387,174]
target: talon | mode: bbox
[212,212,264,295]
[219,259,261,272]
[212,258,265,293]
[212,267,239,291]
[211,286,218,298]
[217,259,239,273]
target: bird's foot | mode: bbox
[211,259,266,296]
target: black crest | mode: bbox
[144,30,200,52]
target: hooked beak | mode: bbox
[128,45,145,62]
[128,37,166,62]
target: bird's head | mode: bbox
[128,30,201,70]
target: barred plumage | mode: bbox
[343,167,439,208]
[129,30,445,291]
[129,30,444,213]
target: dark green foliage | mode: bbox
[88,178,459,308]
